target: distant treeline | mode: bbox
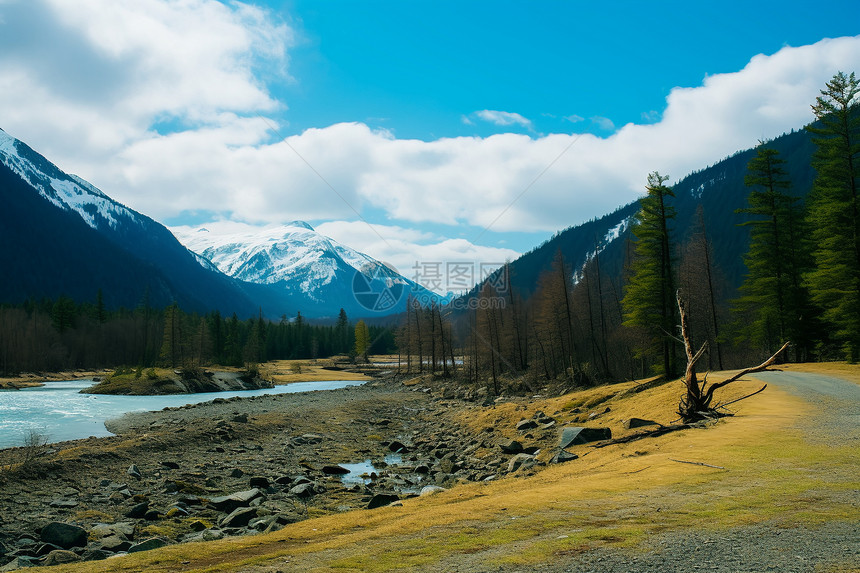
[0,295,395,375]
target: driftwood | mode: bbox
[677,291,789,420]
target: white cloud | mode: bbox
[564,114,585,123]
[590,116,616,131]
[473,109,534,130]
[1,2,859,247]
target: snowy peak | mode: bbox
[0,128,141,232]
[172,223,382,298]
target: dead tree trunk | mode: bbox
[677,291,789,421]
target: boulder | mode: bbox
[39,522,87,550]
[48,498,79,508]
[366,494,399,509]
[208,488,263,513]
[289,482,316,498]
[498,439,524,454]
[219,507,258,528]
[248,476,270,489]
[96,535,132,553]
[127,464,142,480]
[552,450,579,463]
[558,427,612,449]
[507,453,536,473]
[160,461,180,470]
[40,550,81,566]
[321,465,350,475]
[387,440,410,453]
[419,485,446,497]
[515,419,539,431]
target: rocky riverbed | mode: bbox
[0,375,564,569]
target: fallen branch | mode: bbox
[623,466,651,474]
[717,384,768,408]
[669,458,726,470]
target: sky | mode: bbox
[1,0,859,292]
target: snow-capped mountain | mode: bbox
[0,128,261,315]
[173,223,439,314]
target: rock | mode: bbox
[125,501,150,518]
[229,468,244,478]
[248,476,270,488]
[507,453,536,473]
[208,488,263,513]
[39,522,87,550]
[96,535,132,553]
[220,507,258,528]
[160,461,180,469]
[127,464,142,479]
[623,417,660,430]
[438,458,458,474]
[321,465,350,475]
[0,556,37,571]
[90,522,134,540]
[127,537,168,553]
[366,494,400,509]
[498,439,524,454]
[289,483,316,498]
[232,413,248,423]
[48,498,79,508]
[144,509,161,521]
[515,419,539,431]
[419,485,446,496]
[39,550,81,566]
[388,440,410,453]
[558,427,612,449]
[188,520,208,532]
[552,450,579,463]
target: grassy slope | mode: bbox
[34,365,860,572]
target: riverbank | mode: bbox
[0,364,857,571]
[0,371,103,390]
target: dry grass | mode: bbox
[259,359,372,384]
[25,366,860,572]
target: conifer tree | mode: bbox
[622,172,678,377]
[734,145,811,358]
[805,71,860,360]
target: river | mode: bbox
[0,379,366,449]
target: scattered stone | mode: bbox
[125,502,150,519]
[160,461,180,469]
[127,464,142,479]
[387,440,410,453]
[232,413,248,423]
[96,535,131,553]
[230,468,244,478]
[39,522,87,550]
[515,419,539,431]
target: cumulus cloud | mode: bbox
[472,109,535,130]
[1,2,859,242]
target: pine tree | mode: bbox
[805,71,860,360]
[734,145,811,359]
[622,171,678,378]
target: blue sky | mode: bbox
[1,1,859,290]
